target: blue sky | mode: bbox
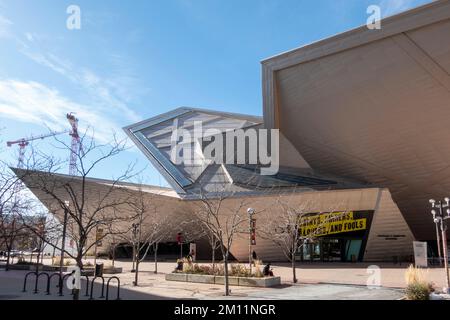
[0,0,432,186]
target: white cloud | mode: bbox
[0,79,125,143]
[0,14,12,38]
[378,0,422,17]
[25,32,34,42]
[18,46,142,124]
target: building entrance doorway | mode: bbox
[299,238,363,262]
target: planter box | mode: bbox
[187,274,215,284]
[165,273,281,287]
[239,276,281,287]
[214,276,239,286]
[0,264,41,271]
[166,272,187,282]
[106,267,122,274]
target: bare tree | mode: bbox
[111,184,173,286]
[0,164,32,271]
[259,191,347,283]
[13,131,137,275]
[192,184,251,296]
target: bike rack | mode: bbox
[106,276,121,300]
[22,271,118,300]
[33,272,49,294]
[47,273,62,295]
[22,271,37,293]
[22,271,50,294]
[89,276,105,300]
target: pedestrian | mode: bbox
[175,259,183,272]
[252,250,258,265]
[263,262,274,277]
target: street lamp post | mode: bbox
[435,219,443,266]
[58,200,69,295]
[247,208,255,273]
[429,198,450,293]
[131,223,139,273]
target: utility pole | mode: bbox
[436,222,443,266]
[430,198,450,293]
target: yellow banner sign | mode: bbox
[299,211,366,237]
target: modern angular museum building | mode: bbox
[21,1,450,263]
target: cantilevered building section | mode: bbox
[123,107,366,197]
[261,0,450,241]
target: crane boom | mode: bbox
[6,130,69,168]
[6,130,69,147]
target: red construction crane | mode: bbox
[6,130,69,169]
[67,112,83,176]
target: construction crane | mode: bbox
[66,112,82,176]
[7,113,82,175]
[7,130,69,169]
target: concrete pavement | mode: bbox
[0,258,418,300]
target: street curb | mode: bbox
[285,280,405,290]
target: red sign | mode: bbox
[176,233,183,245]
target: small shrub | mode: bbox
[404,265,432,300]
[214,264,225,276]
[182,260,194,273]
[405,282,430,300]
[230,264,251,277]
[64,260,72,266]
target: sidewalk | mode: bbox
[1,259,445,300]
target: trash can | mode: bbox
[95,263,104,277]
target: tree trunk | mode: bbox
[154,243,158,274]
[5,249,11,271]
[76,252,83,270]
[112,245,115,267]
[131,244,136,271]
[292,252,297,283]
[224,255,229,296]
[134,259,140,286]
[211,247,215,272]
[35,248,40,273]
